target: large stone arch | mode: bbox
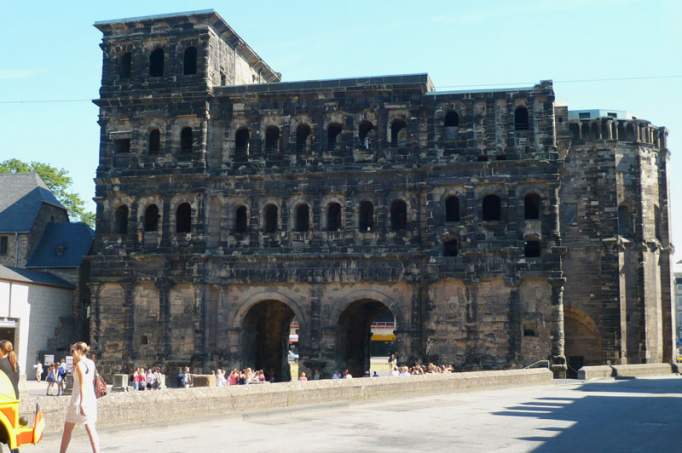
[326,288,407,330]
[564,305,603,376]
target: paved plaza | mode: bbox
[31,376,682,453]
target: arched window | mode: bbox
[445,196,460,222]
[234,205,248,233]
[626,123,635,141]
[114,205,128,234]
[358,120,375,150]
[443,239,458,257]
[591,122,600,140]
[326,202,342,231]
[617,122,625,141]
[119,52,132,79]
[390,200,407,231]
[235,127,250,161]
[183,47,197,75]
[524,240,541,257]
[263,204,278,233]
[581,122,590,140]
[327,123,342,151]
[618,205,632,237]
[444,111,459,127]
[143,204,159,232]
[265,126,280,155]
[524,193,541,220]
[148,129,161,154]
[294,204,310,232]
[358,201,374,232]
[482,195,501,221]
[390,119,408,147]
[295,124,311,154]
[176,203,192,233]
[180,127,193,153]
[149,48,164,77]
[569,123,580,140]
[514,106,529,131]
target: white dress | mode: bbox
[65,358,98,424]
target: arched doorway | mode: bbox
[564,307,602,378]
[336,300,396,377]
[240,300,297,382]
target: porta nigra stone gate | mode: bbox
[87,10,675,380]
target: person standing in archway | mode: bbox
[59,342,100,453]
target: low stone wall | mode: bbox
[21,368,552,435]
[612,363,674,379]
[577,365,614,380]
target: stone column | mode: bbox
[156,278,172,364]
[549,277,567,378]
[506,277,522,366]
[124,281,135,368]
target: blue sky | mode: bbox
[1,0,681,265]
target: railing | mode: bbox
[524,360,550,369]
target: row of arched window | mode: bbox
[114,127,194,155]
[232,106,530,159]
[112,193,542,236]
[118,46,198,80]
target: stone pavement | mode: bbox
[29,376,682,453]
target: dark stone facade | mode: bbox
[87,10,673,379]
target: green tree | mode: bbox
[0,159,95,228]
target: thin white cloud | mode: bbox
[0,69,46,80]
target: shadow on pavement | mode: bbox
[493,377,682,453]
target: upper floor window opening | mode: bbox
[294,204,311,232]
[114,205,129,235]
[149,48,164,77]
[148,129,161,154]
[443,239,458,257]
[445,195,460,222]
[119,52,132,79]
[295,124,312,154]
[358,120,375,150]
[524,240,541,257]
[263,204,278,233]
[482,195,501,221]
[176,203,192,233]
[358,201,375,232]
[326,202,342,231]
[618,204,632,237]
[235,127,250,161]
[183,47,197,75]
[180,127,193,154]
[143,204,160,232]
[327,123,343,151]
[114,138,131,154]
[265,126,281,155]
[390,199,408,231]
[234,205,248,233]
[390,119,408,147]
[514,106,529,131]
[444,111,459,128]
[524,193,541,220]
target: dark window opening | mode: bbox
[295,124,312,154]
[477,155,489,161]
[119,52,132,79]
[149,48,164,77]
[141,335,149,346]
[148,129,161,154]
[235,128,250,161]
[581,122,590,139]
[114,139,131,154]
[143,204,159,232]
[220,72,226,85]
[655,205,662,241]
[524,240,541,257]
[444,111,460,128]
[234,206,248,233]
[327,123,342,151]
[358,201,374,232]
[569,123,580,140]
[626,124,635,141]
[514,106,529,131]
[618,205,632,237]
[390,200,408,231]
[482,195,501,221]
[114,205,129,235]
[443,239,458,257]
[180,127,193,154]
[524,193,541,220]
[265,126,280,155]
[0,237,8,256]
[445,196,460,222]
[327,202,342,231]
[591,123,600,140]
[496,155,507,161]
[183,47,197,75]
[390,119,407,147]
[358,120,375,150]
[523,328,538,337]
[176,203,192,233]
[294,204,310,232]
[264,204,278,233]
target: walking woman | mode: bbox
[59,342,100,453]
